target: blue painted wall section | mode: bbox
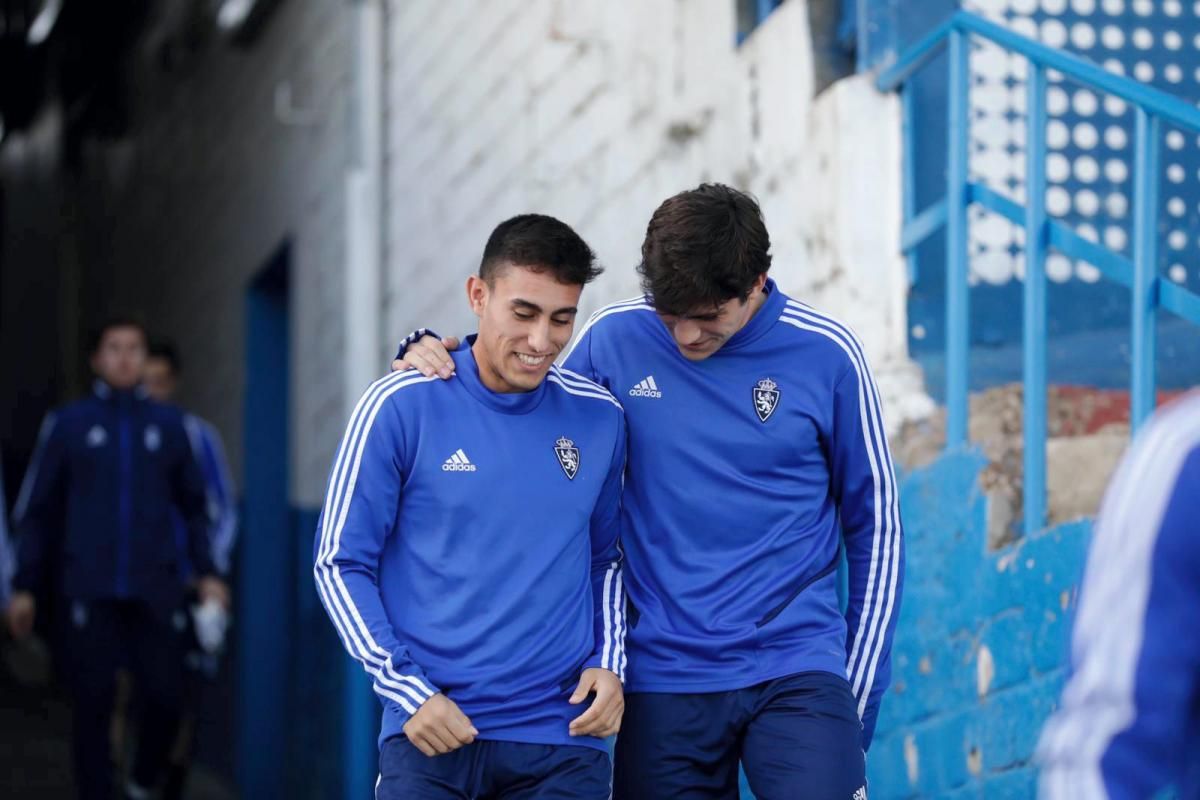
[238,254,292,796]
[864,450,1092,798]
[288,506,352,798]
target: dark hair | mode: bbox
[637,183,772,316]
[479,214,602,286]
[88,315,148,354]
[148,339,181,375]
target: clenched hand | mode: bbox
[403,693,478,756]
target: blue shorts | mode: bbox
[376,736,612,800]
[613,671,867,800]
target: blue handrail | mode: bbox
[876,10,1200,538]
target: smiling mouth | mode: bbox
[515,353,550,367]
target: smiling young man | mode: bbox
[394,184,904,799]
[316,214,627,799]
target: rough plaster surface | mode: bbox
[383,0,933,437]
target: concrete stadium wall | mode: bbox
[99,0,354,507]
[382,0,934,431]
[49,0,936,505]
[866,448,1093,798]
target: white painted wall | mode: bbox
[63,0,929,509]
[382,0,933,432]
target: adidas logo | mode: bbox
[628,376,662,399]
[441,449,477,472]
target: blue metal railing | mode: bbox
[877,11,1200,537]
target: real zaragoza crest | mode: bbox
[753,378,780,423]
[554,436,580,480]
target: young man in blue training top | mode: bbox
[395,184,904,800]
[316,214,628,799]
[1038,391,1200,799]
[6,318,228,800]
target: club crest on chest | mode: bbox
[753,378,780,423]
[554,437,580,480]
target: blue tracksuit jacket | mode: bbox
[12,381,214,609]
[314,339,627,751]
[1038,391,1200,799]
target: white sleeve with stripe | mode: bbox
[808,310,903,751]
[1038,395,1200,799]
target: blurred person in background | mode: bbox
[1038,390,1200,799]
[5,317,230,800]
[395,184,902,799]
[141,340,238,800]
[0,446,53,689]
[0,454,11,613]
[318,215,627,799]
[143,341,238,580]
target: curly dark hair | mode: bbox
[480,214,602,286]
[637,183,772,316]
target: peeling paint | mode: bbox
[867,452,1095,796]
[996,551,1019,571]
[904,734,919,786]
[967,746,983,776]
[977,644,995,698]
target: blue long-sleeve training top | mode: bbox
[12,380,214,610]
[562,279,904,748]
[314,338,627,752]
[1038,391,1200,799]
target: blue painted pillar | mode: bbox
[1131,109,1159,431]
[1023,63,1048,538]
[902,85,919,286]
[345,669,377,797]
[238,249,292,795]
[945,28,970,448]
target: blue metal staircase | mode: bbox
[877,10,1200,536]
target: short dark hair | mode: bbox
[479,214,602,286]
[89,315,148,354]
[637,183,772,316]
[148,339,181,375]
